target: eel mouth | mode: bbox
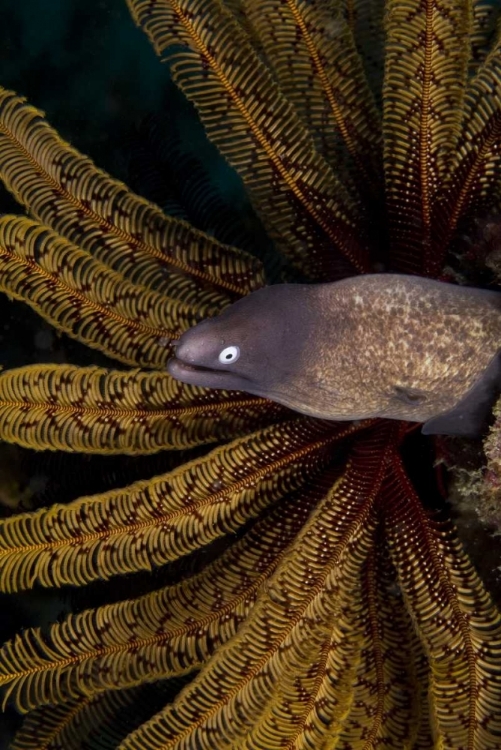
[167,356,239,389]
[167,355,254,392]
[167,357,217,378]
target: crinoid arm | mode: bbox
[0,88,263,301]
[383,0,471,276]
[128,0,372,279]
[0,364,286,453]
[0,419,340,590]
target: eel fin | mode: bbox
[422,350,501,437]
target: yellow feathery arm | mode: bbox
[227,511,377,750]
[10,681,193,750]
[119,426,395,750]
[291,472,434,748]
[383,0,471,277]
[246,0,382,190]
[282,605,363,749]
[335,542,434,747]
[11,692,134,750]
[0,215,202,368]
[435,33,501,259]
[0,419,341,592]
[202,465,383,750]
[0,88,262,301]
[127,0,370,279]
[263,543,430,749]
[385,453,501,750]
[120,469,377,750]
[242,603,361,750]
[0,482,322,711]
[0,364,287,454]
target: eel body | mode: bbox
[167,274,501,435]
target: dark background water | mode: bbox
[0,0,167,184]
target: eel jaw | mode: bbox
[167,355,250,390]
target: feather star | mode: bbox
[0,0,499,748]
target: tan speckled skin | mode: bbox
[294,275,501,421]
[169,274,501,424]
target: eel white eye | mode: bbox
[218,345,240,364]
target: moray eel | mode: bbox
[167,274,501,436]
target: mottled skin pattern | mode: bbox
[168,274,501,425]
